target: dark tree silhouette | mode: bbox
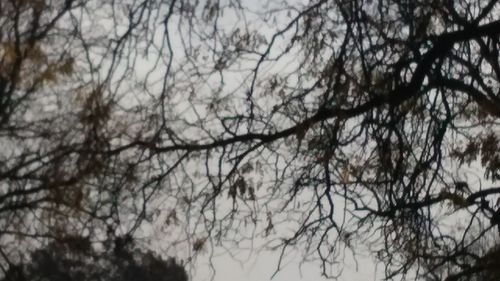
[1,236,187,281]
[1,0,500,280]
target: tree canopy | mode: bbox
[1,236,188,281]
[1,0,500,280]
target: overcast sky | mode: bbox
[193,247,380,281]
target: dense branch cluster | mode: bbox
[1,0,500,280]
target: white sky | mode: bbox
[193,247,380,281]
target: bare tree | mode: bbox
[1,0,500,280]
